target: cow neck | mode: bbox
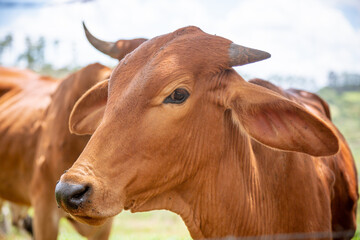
[177,112,266,237]
[176,129,265,237]
[134,111,269,238]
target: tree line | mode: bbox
[0,34,79,78]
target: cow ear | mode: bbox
[69,79,108,135]
[228,80,339,156]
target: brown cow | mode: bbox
[250,78,358,238]
[0,67,58,238]
[0,67,58,204]
[0,65,114,240]
[0,25,146,239]
[29,63,116,240]
[0,67,56,238]
[56,26,357,239]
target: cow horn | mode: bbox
[83,22,119,59]
[229,43,271,67]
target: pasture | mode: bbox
[1,85,359,239]
[1,209,190,239]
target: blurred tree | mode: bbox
[267,74,317,90]
[328,71,360,91]
[17,36,45,70]
[328,71,338,87]
[1,35,81,78]
[0,34,13,64]
[53,39,59,48]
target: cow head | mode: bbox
[83,22,147,60]
[55,26,338,225]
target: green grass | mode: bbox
[1,210,190,240]
[108,211,190,240]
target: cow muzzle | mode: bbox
[55,181,91,212]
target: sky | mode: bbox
[0,0,359,90]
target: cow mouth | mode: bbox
[67,200,125,225]
[124,198,150,213]
[124,199,135,210]
[71,214,109,226]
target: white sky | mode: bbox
[0,0,359,89]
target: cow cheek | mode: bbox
[128,111,220,192]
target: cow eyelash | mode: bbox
[163,88,190,104]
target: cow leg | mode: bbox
[67,216,113,240]
[31,164,60,240]
[32,197,60,240]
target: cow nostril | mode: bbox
[72,186,90,199]
[55,181,91,211]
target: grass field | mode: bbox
[0,210,191,240]
[1,87,360,240]
[59,210,191,240]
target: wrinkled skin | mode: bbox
[58,26,357,239]
[250,78,358,239]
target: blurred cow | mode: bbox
[250,78,358,236]
[0,26,145,239]
[0,64,114,240]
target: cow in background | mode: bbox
[250,78,358,237]
[0,64,113,240]
[0,66,58,239]
[0,28,145,239]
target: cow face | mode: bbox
[55,26,338,225]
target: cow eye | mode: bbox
[163,88,190,104]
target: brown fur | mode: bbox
[0,65,113,239]
[250,78,358,239]
[60,27,357,239]
[0,33,145,239]
[249,78,331,120]
[112,38,148,60]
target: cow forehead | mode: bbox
[109,26,231,99]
